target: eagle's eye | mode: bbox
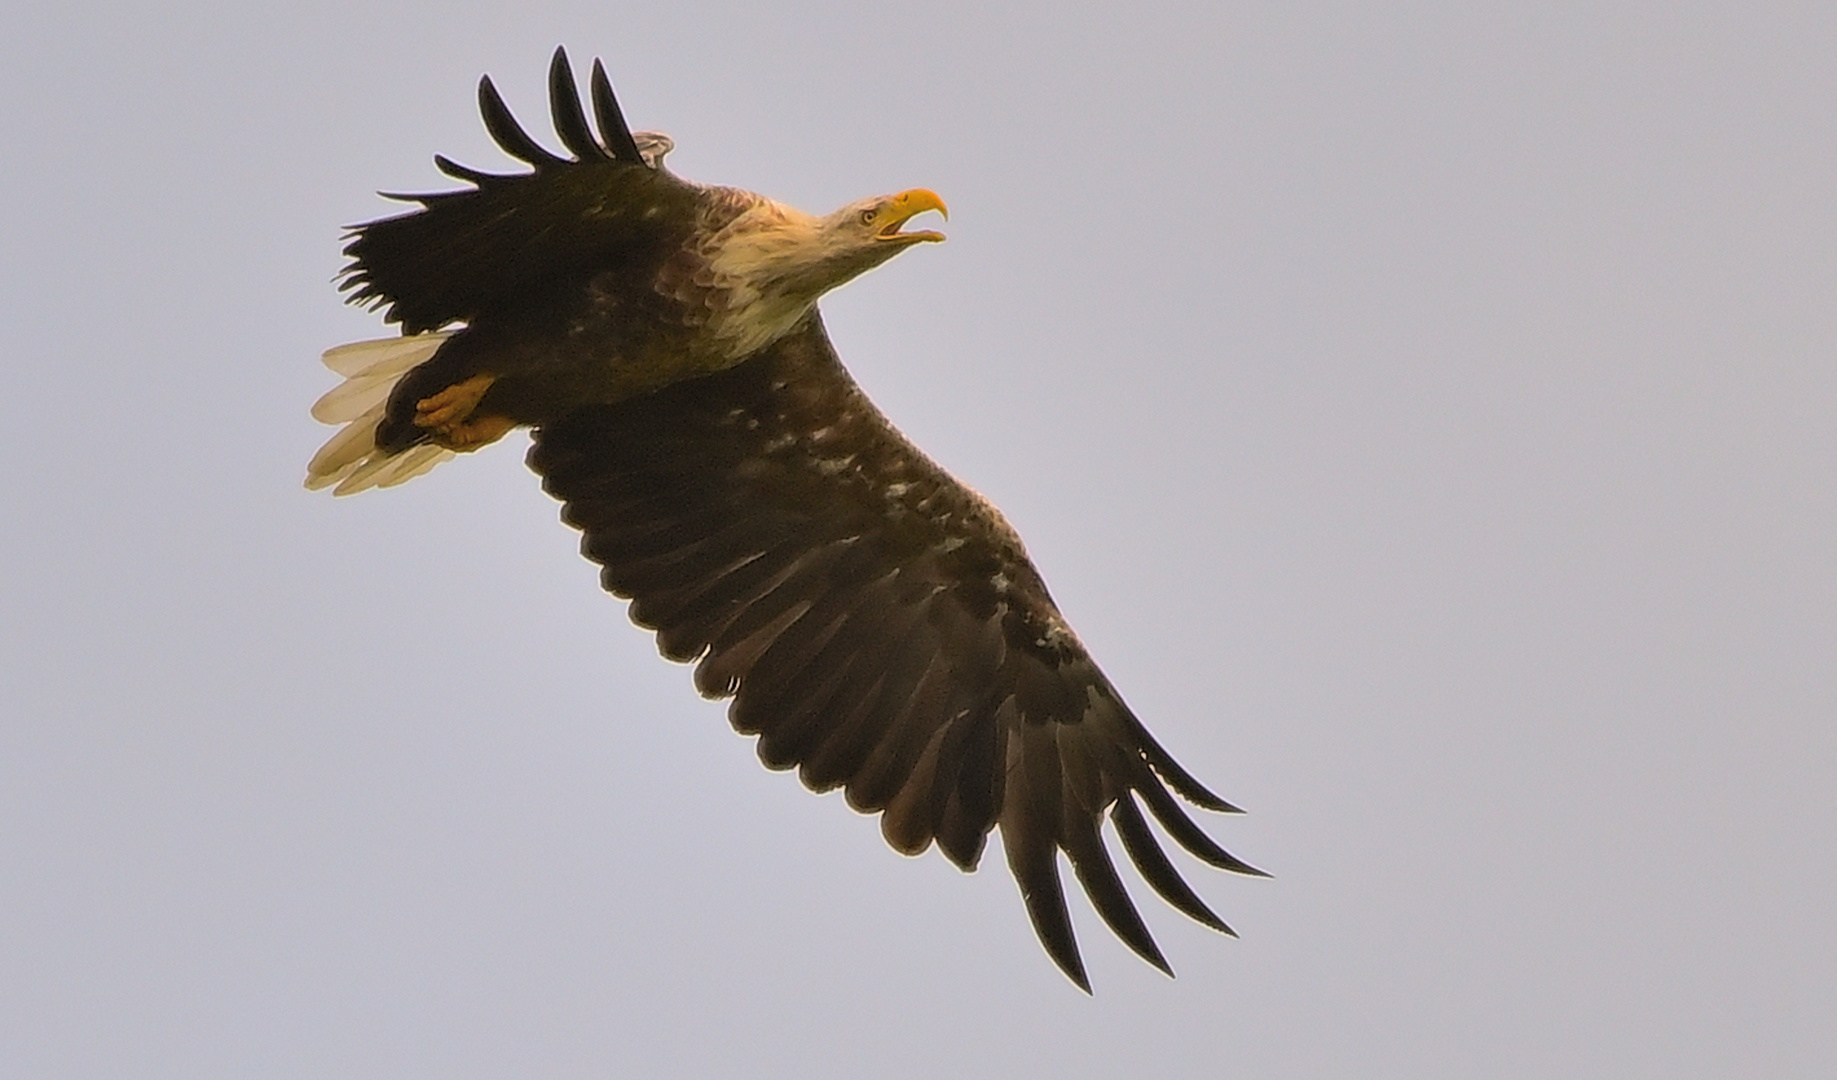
[858,208,877,226]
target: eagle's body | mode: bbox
[308,49,1260,990]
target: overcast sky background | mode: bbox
[4,2,1833,1076]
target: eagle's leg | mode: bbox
[411,373,515,450]
[435,413,517,451]
[414,373,497,431]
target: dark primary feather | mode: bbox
[589,58,647,165]
[338,48,697,335]
[478,72,568,168]
[527,314,1263,991]
[546,49,610,162]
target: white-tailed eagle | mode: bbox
[307,48,1262,991]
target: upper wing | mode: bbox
[526,315,1263,990]
[339,48,703,335]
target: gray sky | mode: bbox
[4,1,1834,1076]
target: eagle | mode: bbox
[306,48,1262,990]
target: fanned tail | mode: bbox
[305,333,457,495]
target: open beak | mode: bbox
[875,188,948,244]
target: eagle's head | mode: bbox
[782,186,948,299]
[821,187,950,264]
[699,187,948,357]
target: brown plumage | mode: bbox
[308,47,1263,990]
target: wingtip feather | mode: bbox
[548,47,611,162]
[479,73,566,167]
[589,58,647,165]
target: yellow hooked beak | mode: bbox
[873,188,948,244]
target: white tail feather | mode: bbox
[372,444,452,488]
[311,354,424,423]
[320,334,451,377]
[305,333,459,495]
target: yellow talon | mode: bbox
[414,373,498,430]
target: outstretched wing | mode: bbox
[527,314,1264,990]
[340,47,701,334]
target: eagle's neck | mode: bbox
[685,198,881,361]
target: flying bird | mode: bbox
[307,48,1262,990]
